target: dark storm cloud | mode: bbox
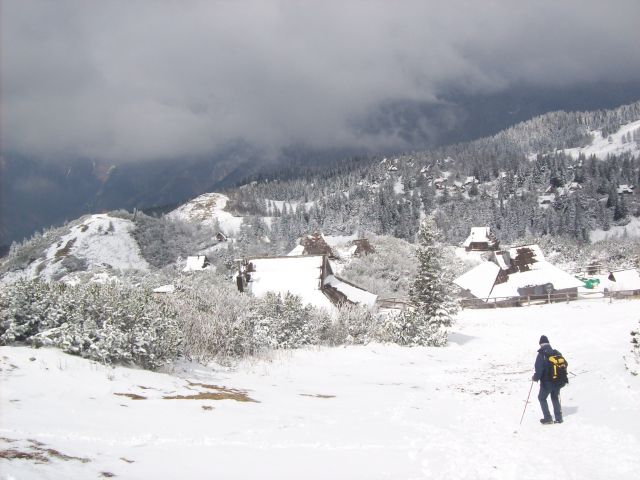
[2,0,639,162]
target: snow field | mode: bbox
[563,120,640,160]
[590,217,640,243]
[1,299,639,479]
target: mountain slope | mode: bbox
[1,214,149,284]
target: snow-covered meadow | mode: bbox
[1,299,639,479]
[563,119,640,160]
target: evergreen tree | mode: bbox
[384,217,458,346]
[614,194,629,222]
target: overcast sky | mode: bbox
[2,0,640,163]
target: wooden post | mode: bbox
[547,293,551,304]
[527,295,531,306]
[566,293,569,304]
[494,298,497,308]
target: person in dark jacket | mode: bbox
[532,335,563,424]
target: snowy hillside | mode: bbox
[2,299,639,479]
[563,119,640,160]
[167,192,244,236]
[590,217,640,242]
[1,214,149,284]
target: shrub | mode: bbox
[627,325,640,376]
[0,279,182,369]
[328,303,378,345]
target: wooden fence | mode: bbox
[460,289,640,309]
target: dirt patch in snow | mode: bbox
[163,383,258,402]
[114,392,147,400]
[0,438,90,464]
[54,238,77,262]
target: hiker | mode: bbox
[532,335,567,424]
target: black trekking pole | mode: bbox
[519,380,535,425]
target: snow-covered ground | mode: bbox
[2,214,149,284]
[590,217,640,242]
[266,199,315,214]
[2,300,639,479]
[562,119,640,160]
[168,192,244,236]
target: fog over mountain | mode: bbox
[2,1,640,245]
[3,0,640,162]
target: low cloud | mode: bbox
[2,0,640,162]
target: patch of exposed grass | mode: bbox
[164,383,258,402]
[0,448,50,463]
[35,260,47,274]
[114,393,147,400]
[54,238,77,262]
[0,438,90,464]
[300,393,336,399]
[44,448,91,463]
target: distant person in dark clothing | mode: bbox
[532,335,563,424]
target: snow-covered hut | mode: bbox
[235,255,377,310]
[152,284,175,294]
[462,227,499,252]
[352,238,375,256]
[433,177,447,190]
[299,232,336,258]
[463,176,478,186]
[606,269,640,295]
[454,244,583,304]
[538,194,555,207]
[617,184,634,195]
[183,255,212,272]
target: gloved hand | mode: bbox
[531,375,538,382]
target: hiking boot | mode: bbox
[554,419,563,424]
[540,418,554,425]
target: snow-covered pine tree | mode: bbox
[384,217,458,346]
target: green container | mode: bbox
[576,276,600,289]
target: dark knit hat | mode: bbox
[539,335,549,345]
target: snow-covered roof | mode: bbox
[608,269,640,291]
[247,256,334,310]
[454,244,582,302]
[324,275,378,308]
[490,263,583,299]
[454,262,501,300]
[462,227,496,248]
[183,255,211,272]
[507,244,545,265]
[287,245,305,256]
[538,194,555,205]
[153,284,175,294]
[617,184,634,194]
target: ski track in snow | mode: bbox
[1,299,639,479]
